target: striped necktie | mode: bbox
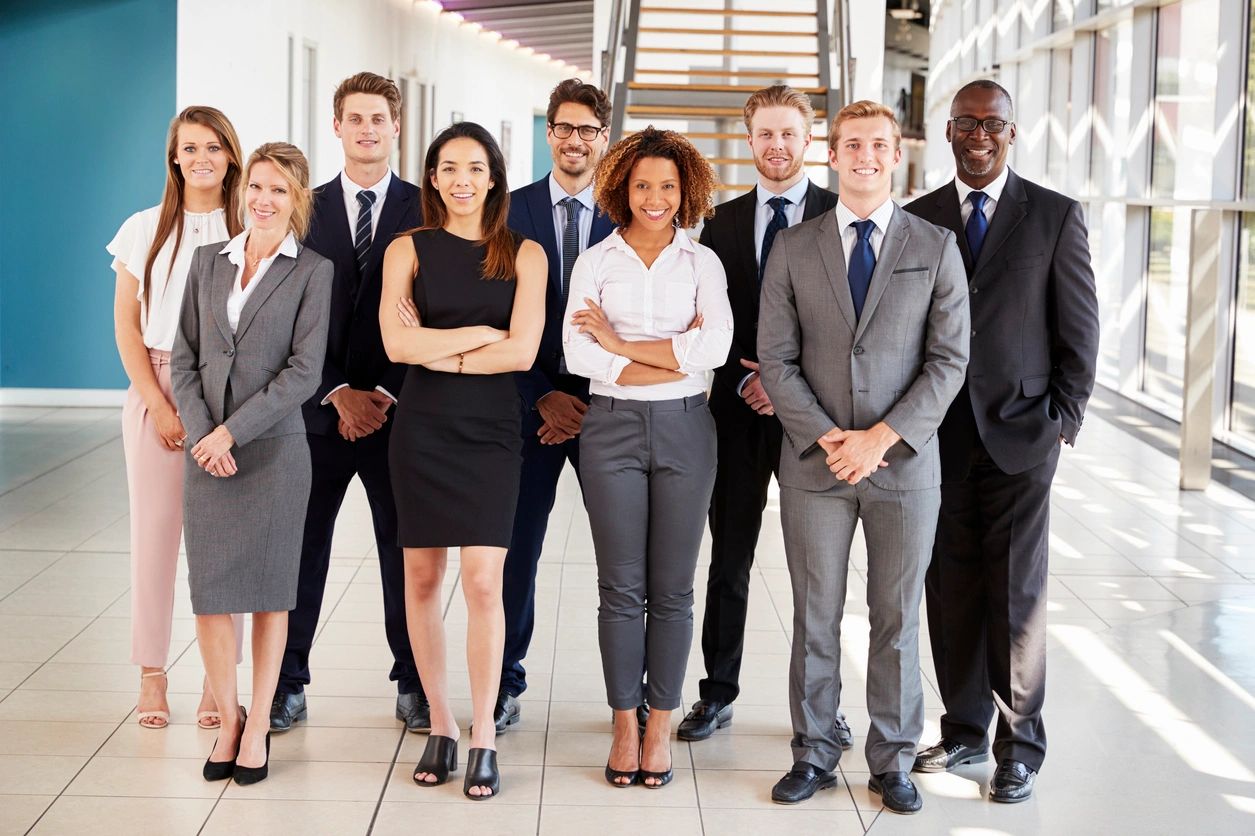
[559,197,582,309]
[355,190,377,275]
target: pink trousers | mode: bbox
[123,349,242,667]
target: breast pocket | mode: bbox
[891,266,929,281]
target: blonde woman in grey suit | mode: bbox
[172,142,332,786]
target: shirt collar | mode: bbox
[548,173,595,213]
[220,230,300,265]
[341,169,392,203]
[955,165,1009,208]
[835,195,896,236]
[755,177,811,210]
[605,225,696,254]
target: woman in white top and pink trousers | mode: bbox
[108,106,244,730]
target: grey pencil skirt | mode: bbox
[183,434,311,615]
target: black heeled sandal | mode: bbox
[604,763,639,787]
[203,705,245,781]
[463,748,500,800]
[413,735,458,786]
[233,728,271,785]
[641,741,673,789]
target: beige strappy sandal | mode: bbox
[137,670,170,730]
[196,676,222,728]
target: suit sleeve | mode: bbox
[170,246,216,446]
[700,219,753,397]
[757,231,839,455]
[1048,201,1100,444]
[882,230,970,452]
[223,259,334,447]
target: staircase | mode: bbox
[604,0,839,194]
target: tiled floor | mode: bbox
[2,402,1255,834]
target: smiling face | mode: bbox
[548,101,608,179]
[625,155,681,233]
[430,136,494,218]
[244,160,295,233]
[748,104,811,188]
[828,115,900,205]
[947,86,1015,188]
[175,122,230,196]
[334,92,399,168]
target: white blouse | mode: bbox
[107,206,230,351]
[563,227,734,401]
[219,230,300,333]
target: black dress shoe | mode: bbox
[990,759,1036,803]
[835,712,854,751]
[677,700,733,742]
[232,732,271,785]
[396,692,431,734]
[464,747,500,800]
[493,691,521,734]
[771,761,839,804]
[913,737,991,773]
[203,706,245,781]
[870,771,922,814]
[269,691,306,733]
[413,734,458,786]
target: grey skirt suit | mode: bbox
[172,240,332,614]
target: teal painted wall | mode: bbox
[532,114,552,184]
[0,0,176,389]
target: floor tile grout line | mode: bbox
[0,548,75,605]
[364,724,408,835]
[536,508,575,835]
[0,433,124,526]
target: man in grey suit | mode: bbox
[758,101,969,813]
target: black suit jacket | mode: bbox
[300,173,421,436]
[904,168,1099,477]
[700,180,838,410]
[507,175,615,411]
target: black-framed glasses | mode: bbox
[950,117,1013,134]
[550,122,605,141]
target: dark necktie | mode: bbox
[354,190,377,275]
[966,190,989,264]
[559,197,582,310]
[848,219,876,320]
[759,196,791,284]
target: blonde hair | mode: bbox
[828,100,901,150]
[743,85,815,134]
[240,143,314,240]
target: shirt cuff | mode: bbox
[605,354,632,385]
[321,383,349,406]
[735,371,756,396]
[375,386,397,404]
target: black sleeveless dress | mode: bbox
[389,228,523,548]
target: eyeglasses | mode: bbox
[550,122,605,141]
[950,117,1013,134]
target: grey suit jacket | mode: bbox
[172,241,333,449]
[757,204,970,492]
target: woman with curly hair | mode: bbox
[562,127,733,789]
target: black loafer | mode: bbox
[913,737,990,773]
[493,691,521,734]
[677,700,733,742]
[870,771,922,814]
[396,692,431,734]
[835,711,854,751]
[269,691,306,733]
[990,759,1036,803]
[464,747,500,800]
[413,734,458,786]
[771,761,839,804]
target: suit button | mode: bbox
[971,287,979,294]
[852,346,864,356]
[225,349,235,357]
[970,330,977,338]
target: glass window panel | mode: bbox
[1047,47,1072,190]
[1142,207,1188,411]
[1233,214,1255,441]
[1091,20,1133,195]
[1151,0,1220,200]
[1053,0,1076,32]
[1245,1,1255,197]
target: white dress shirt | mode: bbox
[563,227,734,400]
[835,196,897,266]
[220,230,299,333]
[341,169,391,239]
[955,164,1008,226]
[752,177,811,264]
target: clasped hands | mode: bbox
[818,423,897,485]
[190,425,236,478]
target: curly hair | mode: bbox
[592,127,717,229]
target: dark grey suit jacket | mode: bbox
[172,241,333,449]
[758,204,970,492]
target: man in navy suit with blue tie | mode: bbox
[493,79,616,731]
[273,72,427,734]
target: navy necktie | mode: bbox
[759,196,791,284]
[848,219,876,320]
[354,190,377,275]
[559,197,582,309]
[966,190,989,263]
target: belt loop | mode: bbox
[607,396,615,411]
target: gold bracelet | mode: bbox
[457,353,465,374]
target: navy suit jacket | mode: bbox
[507,175,615,411]
[300,173,422,436]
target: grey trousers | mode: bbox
[781,479,940,774]
[580,393,717,711]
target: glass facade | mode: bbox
[1151,0,1220,200]
[1091,20,1132,196]
[1234,215,1255,441]
[1143,208,1187,411]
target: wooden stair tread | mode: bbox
[638,46,816,57]
[628,82,826,94]
[635,68,821,79]
[638,26,817,37]
[641,6,818,17]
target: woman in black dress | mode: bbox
[380,121,546,801]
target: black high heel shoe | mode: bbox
[604,763,639,787]
[413,735,458,786]
[463,748,500,800]
[232,730,271,785]
[203,706,245,781]
[640,741,673,789]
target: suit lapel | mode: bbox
[731,191,758,291]
[316,177,356,272]
[973,169,1027,275]
[235,251,298,342]
[816,210,857,334]
[525,180,562,294]
[932,181,974,273]
[590,203,615,246]
[362,175,409,286]
[854,206,909,342]
[800,180,836,221]
[210,252,235,346]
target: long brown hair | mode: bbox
[412,122,516,280]
[143,107,244,315]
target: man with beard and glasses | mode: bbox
[905,80,1098,803]
[679,85,852,748]
[496,79,617,733]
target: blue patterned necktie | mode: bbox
[966,190,989,263]
[354,190,377,275]
[847,219,876,320]
[759,196,791,284]
[559,197,582,309]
